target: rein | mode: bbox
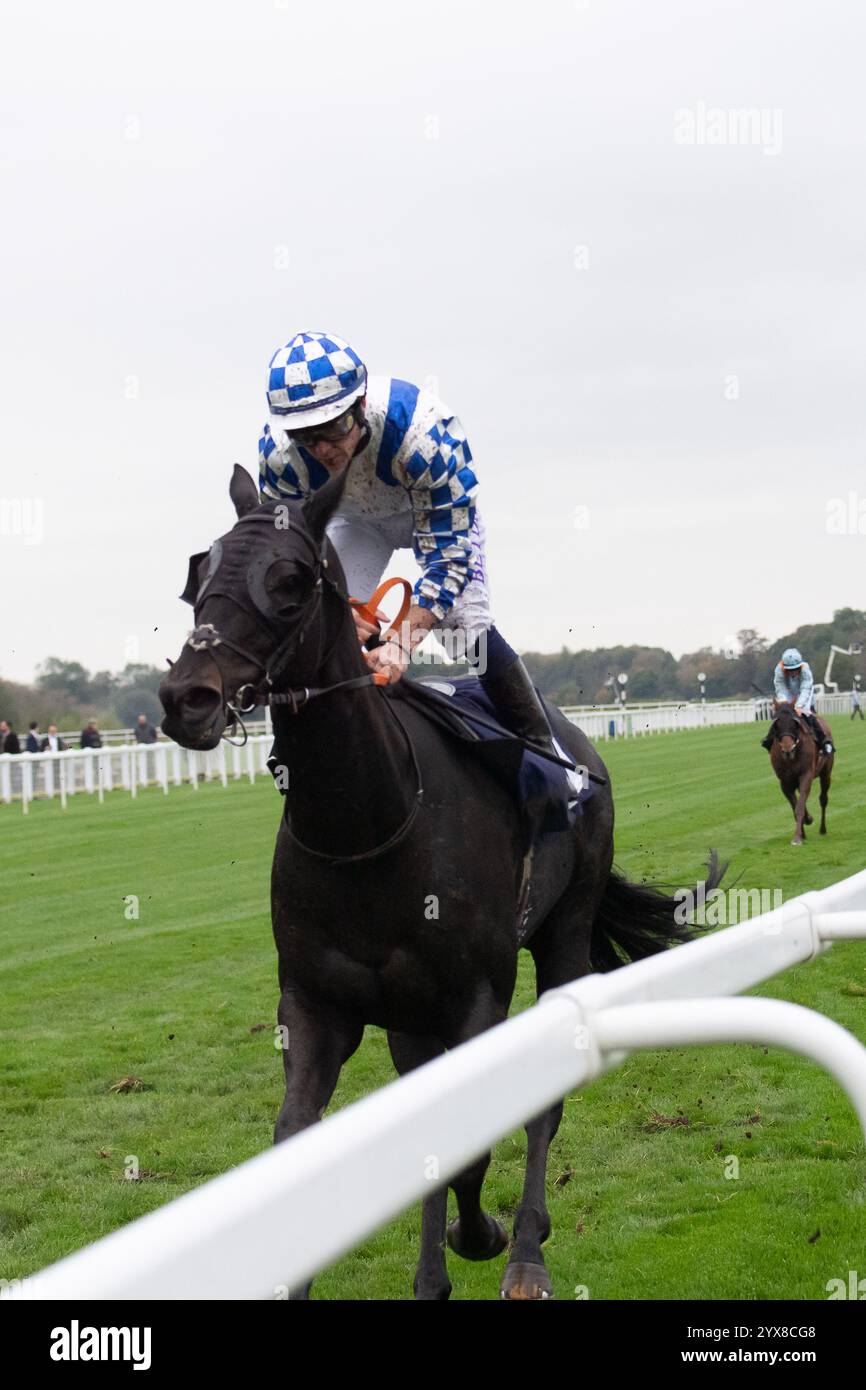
[185,540,421,863]
[185,573,414,728]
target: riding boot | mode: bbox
[481,656,573,767]
[808,716,834,756]
[760,731,774,751]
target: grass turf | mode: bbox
[1,718,865,1299]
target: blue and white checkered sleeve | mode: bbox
[403,417,478,620]
[258,423,305,501]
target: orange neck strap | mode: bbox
[349,577,413,639]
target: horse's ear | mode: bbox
[181,551,208,606]
[303,467,350,541]
[230,464,260,518]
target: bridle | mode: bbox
[182,509,388,733]
[769,712,801,758]
[178,507,423,863]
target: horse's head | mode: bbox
[771,701,802,762]
[159,465,351,749]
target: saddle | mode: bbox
[391,674,602,846]
[268,671,603,851]
[768,708,830,756]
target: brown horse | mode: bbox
[767,702,834,845]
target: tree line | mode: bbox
[521,607,865,705]
[0,659,165,732]
[2,606,863,731]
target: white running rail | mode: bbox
[13,867,866,1301]
[2,695,852,810]
[562,692,851,741]
[0,737,275,812]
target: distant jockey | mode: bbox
[761,648,835,755]
[258,330,568,765]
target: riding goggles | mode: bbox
[288,407,357,449]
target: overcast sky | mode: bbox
[1,0,864,684]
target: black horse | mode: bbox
[160,465,710,1300]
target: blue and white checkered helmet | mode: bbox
[267,331,367,430]
[781,647,803,669]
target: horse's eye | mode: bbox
[270,573,306,613]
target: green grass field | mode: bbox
[2,719,865,1300]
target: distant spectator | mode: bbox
[0,720,20,754]
[852,689,864,722]
[40,723,68,753]
[134,713,158,745]
[80,720,102,750]
[25,721,41,753]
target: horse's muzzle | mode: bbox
[159,676,226,750]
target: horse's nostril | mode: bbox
[183,686,221,715]
[160,681,222,727]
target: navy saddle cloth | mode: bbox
[392,674,600,845]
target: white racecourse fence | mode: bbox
[0,737,275,813]
[14,865,866,1300]
[561,691,852,741]
[0,692,854,814]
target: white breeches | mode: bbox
[326,505,493,655]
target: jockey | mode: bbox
[761,647,834,755]
[258,331,566,764]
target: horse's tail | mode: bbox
[589,851,725,973]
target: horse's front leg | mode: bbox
[387,1030,453,1301]
[275,989,363,1299]
[819,760,832,834]
[792,774,814,845]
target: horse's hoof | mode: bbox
[820,827,827,835]
[500,1262,553,1300]
[447,1214,508,1262]
[804,813,813,825]
[791,839,801,846]
[413,1279,452,1301]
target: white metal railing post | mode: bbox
[592,998,866,1137]
[21,755,33,814]
[14,865,866,1301]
